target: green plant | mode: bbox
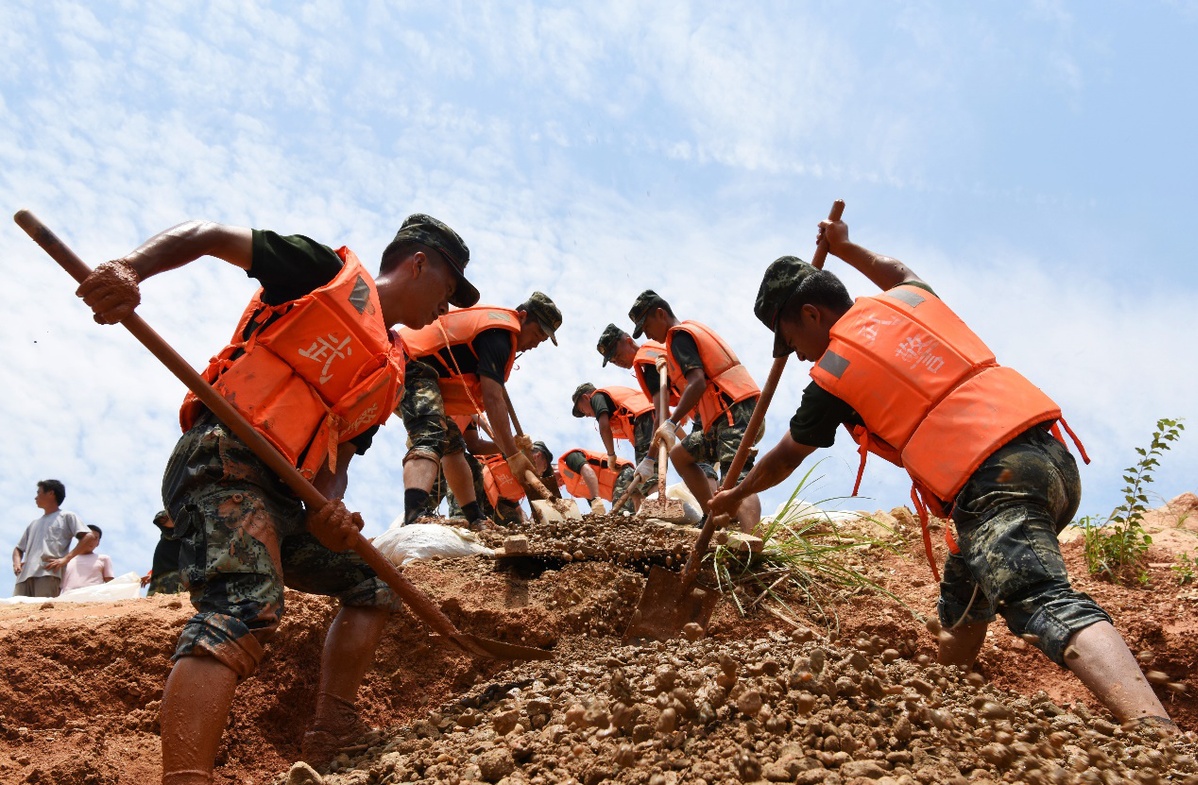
[1173,552,1195,586]
[708,462,909,635]
[1082,417,1185,585]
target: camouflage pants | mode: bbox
[680,398,761,483]
[400,359,467,462]
[162,414,393,678]
[147,570,184,596]
[938,425,1111,666]
[610,465,638,513]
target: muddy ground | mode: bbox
[2,494,1197,784]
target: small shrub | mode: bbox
[1082,417,1184,585]
[1173,552,1196,586]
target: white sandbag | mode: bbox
[56,572,143,602]
[1,572,143,604]
[372,519,494,566]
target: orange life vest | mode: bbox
[633,341,679,404]
[557,449,633,501]
[665,321,760,429]
[592,386,655,442]
[179,248,404,480]
[400,308,521,416]
[809,284,1084,578]
[479,453,524,507]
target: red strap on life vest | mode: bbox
[852,431,870,497]
[1050,417,1090,465]
[910,485,943,583]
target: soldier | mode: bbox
[627,292,763,532]
[556,447,635,515]
[711,216,1173,729]
[73,213,479,782]
[398,292,561,528]
[570,382,655,510]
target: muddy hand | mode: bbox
[709,488,741,521]
[305,498,364,552]
[76,259,141,324]
[514,434,534,455]
[816,219,850,258]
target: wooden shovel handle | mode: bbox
[680,354,787,586]
[811,199,846,270]
[13,209,469,644]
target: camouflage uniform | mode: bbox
[147,570,184,595]
[938,425,1111,665]
[679,399,762,484]
[609,465,639,513]
[162,414,393,678]
[400,358,468,462]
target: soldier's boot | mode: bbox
[300,606,389,768]
[161,655,241,784]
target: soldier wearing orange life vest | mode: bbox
[711,216,1172,730]
[557,448,635,514]
[570,383,655,512]
[74,213,480,781]
[397,292,562,529]
[627,292,763,533]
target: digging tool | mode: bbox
[15,210,553,662]
[623,199,845,641]
[633,358,688,523]
[498,385,582,522]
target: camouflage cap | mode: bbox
[532,440,553,464]
[386,213,479,308]
[628,289,669,339]
[596,323,629,367]
[571,382,596,418]
[754,255,816,358]
[519,291,561,346]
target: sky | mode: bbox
[2,0,1196,589]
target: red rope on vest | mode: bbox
[1052,417,1090,465]
[910,485,942,583]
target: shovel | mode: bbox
[622,199,844,641]
[498,385,582,523]
[15,210,553,662]
[632,358,688,523]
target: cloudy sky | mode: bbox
[3,1,1196,587]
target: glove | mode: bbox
[633,457,657,484]
[306,498,364,552]
[76,260,141,324]
[605,453,619,471]
[506,450,535,484]
[590,499,607,515]
[514,434,534,455]
[653,421,678,452]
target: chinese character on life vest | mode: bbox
[894,334,945,374]
[298,334,354,384]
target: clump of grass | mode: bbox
[709,463,909,635]
[1081,417,1184,586]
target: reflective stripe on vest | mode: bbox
[179,248,404,480]
[665,321,759,430]
[593,386,655,441]
[556,449,633,501]
[399,307,521,416]
[809,284,1062,503]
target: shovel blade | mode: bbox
[622,565,720,642]
[638,497,689,524]
[432,633,556,661]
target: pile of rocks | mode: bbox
[290,632,1198,785]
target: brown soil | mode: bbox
[2,495,1196,785]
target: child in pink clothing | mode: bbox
[59,525,114,593]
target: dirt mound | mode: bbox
[1,505,1196,784]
